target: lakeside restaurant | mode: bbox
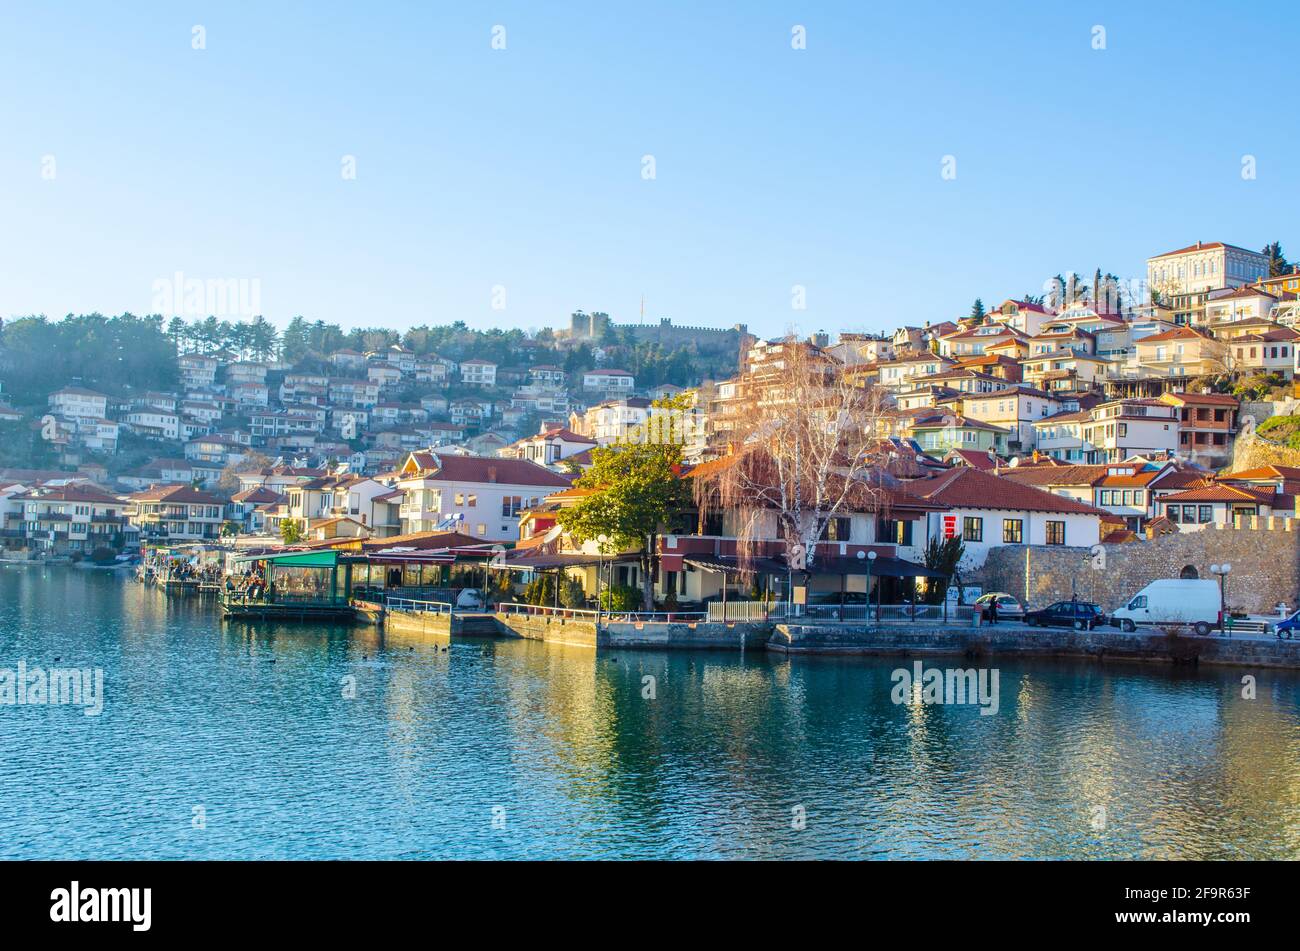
[222,531,506,618]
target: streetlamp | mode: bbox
[1210,563,1231,634]
[595,533,608,621]
[866,550,878,622]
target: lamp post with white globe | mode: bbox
[595,533,609,622]
[1210,563,1231,634]
[867,550,878,623]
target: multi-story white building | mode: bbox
[125,484,225,542]
[329,378,381,408]
[582,368,635,392]
[460,360,498,387]
[1147,241,1270,325]
[960,386,1062,452]
[395,452,572,540]
[1080,399,1178,463]
[7,483,129,554]
[122,408,181,441]
[179,354,218,388]
[48,387,109,421]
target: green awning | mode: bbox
[235,550,341,567]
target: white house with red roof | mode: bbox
[913,466,1107,570]
[938,322,1025,358]
[394,451,572,540]
[990,299,1052,337]
[582,368,635,392]
[5,482,129,554]
[500,425,598,467]
[125,484,226,542]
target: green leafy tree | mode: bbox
[555,441,692,610]
[280,518,305,545]
[970,298,986,321]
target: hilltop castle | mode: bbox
[566,311,752,354]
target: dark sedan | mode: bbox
[1023,600,1107,630]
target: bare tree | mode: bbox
[693,337,893,577]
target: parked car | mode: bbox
[973,592,1024,620]
[1274,610,1299,639]
[1109,579,1220,636]
[1024,600,1106,630]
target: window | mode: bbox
[1166,504,1180,523]
[502,495,524,518]
[876,518,913,546]
[467,494,477,507]
[820,517,852,542]
[476,523,487,536]
[962,517,983,542]
[1002,518,1023,543]
[1045,521,1065,545]
[1198,505,1214,524]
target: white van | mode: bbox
[1111,579,1221,635]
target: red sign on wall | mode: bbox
[942,515,958,539]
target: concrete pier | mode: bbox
[394,608,1300,670]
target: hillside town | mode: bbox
[4,239,1300,616]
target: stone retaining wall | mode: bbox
[603,620,771,650]
[767,622,1300,668]
[385,609,452,638]
[973,521,1300,614]
[494,612,599,648]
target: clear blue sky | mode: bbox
[1,1,1296,339]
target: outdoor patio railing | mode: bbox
[385,597,454,616]
[706,600,977,624]
[497,602,602,621]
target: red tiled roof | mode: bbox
[12,484,124,504]
[1139,326,1211,344]
[944,448,999,471]
[1157,484,1279,504]
[231,486,284,504]
[1159,392,1240,407]
[128,484,225,504]
[1000,464,1110,487]
[1150,241,1260,259]
[1217,465,1300,482]
[359,530,490,551]
[914,467,1106,515]
[402,453,573,487]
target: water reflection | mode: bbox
[1,571,1298,859]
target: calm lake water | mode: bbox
[2,569,1299,859]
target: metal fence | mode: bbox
[385,597,453,616]
[706,601,789,622]
[497,602,602,621]
[706,600,976,624]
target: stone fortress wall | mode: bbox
[973,518,1300,615]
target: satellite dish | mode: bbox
[542,524,564,543]
[1007,456,1021,467]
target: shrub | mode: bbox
[559,577,587,608]
[600,585,641,612]
[523,575,556,606]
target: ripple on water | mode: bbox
[1,572,1299,858]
